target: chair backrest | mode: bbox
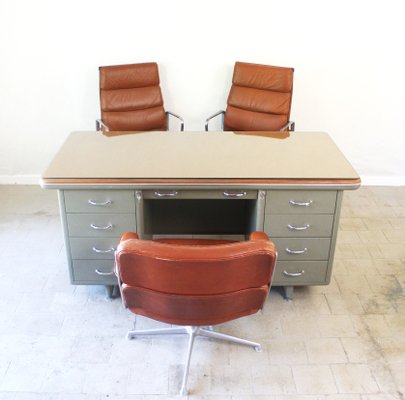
[115,235,276,326]
[99,62,167,131]
[224,62,294,131]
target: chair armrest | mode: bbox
[205,110,225,131]
[120,231,139,242]
[166,111,184,131]
[115,231,139,308]
[96,119,109,132]
[249,231,270,241]
[249,232,278,276]
[280,121,295,132]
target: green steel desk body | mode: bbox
[41,131,360,299]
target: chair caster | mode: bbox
[254,345,262,352]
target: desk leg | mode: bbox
[106,285,120,299]
[283,286,294,301]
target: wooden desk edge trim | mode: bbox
[40,177,361,189]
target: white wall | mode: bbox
[0,0,404,185]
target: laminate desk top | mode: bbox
[41,131,360,189]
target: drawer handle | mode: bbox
[283,270,305,277]
[90,223,113,231]
[289,200,313,207]
[154,191,178,198]
[223,191,247,198]
[88,199,112,207]
[287,224,310,231]
[92,246,115,254]
[285,247,308,255]
[95,268,115,276]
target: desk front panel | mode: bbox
[57,186,344,298]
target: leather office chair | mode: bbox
[205,61,295,132]
[96,62,184,132]
[115,231,276,395]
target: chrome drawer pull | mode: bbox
[287,224,310,231]
[289,200,313,207]
[283,270,305,277]
[92,246,115,254]
[154,191,178,197]
[95,269,115,276]
[223,191,247,198]
[90,223,113,230]
[285,247,308,255]
[88,199,112,206]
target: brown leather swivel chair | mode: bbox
[96,62,184,132]
[115,231,276,395]
[205,61,294,132]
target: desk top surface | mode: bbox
[41,131,360,188]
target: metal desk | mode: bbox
[42,131,360,299]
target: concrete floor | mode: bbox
[0,185,404,399]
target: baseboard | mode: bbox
[1,174,404,187]
[0,175,41,185]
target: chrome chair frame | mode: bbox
[205,110,225,131]
[95,118,109,132]
[280,121,295,132]
[166,110,185,131]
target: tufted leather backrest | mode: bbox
[115,232,276,326]
[99,62,167,131]
[224,62,294,131]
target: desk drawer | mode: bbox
[273,261,328,285]
[64,190,135,213]
[72,260,117,284]
[266,190,336,214]
[70,237,119,260]
[264,214,334,237]
[142,189,258,200]
[273,238,331,261]
[67,213,136,237]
